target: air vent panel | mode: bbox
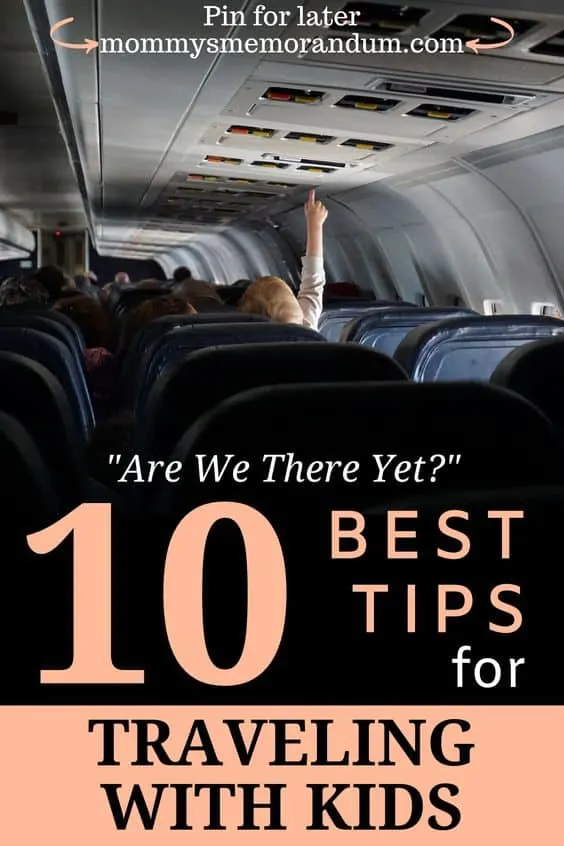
[378,81,532,106]
[188,174,221,182]
[341,138,393,151]
[434,14,537,44]
[299,157,346,169]
[530,31,564,58]
[205,155,243,165]
[227,125,276,138]
[330,3,428,35]
[251,161,290,169]
[336,94,399,111]
[407,103,475,121]
[298,166,337,174]
[262,87,325,104]
[284,131,335,144]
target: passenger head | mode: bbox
[238,276,303,324]
[34,265,66,301]
[173,266,192,283]
[114,272,130,284]
[223,278,251,306]
[172,278,223,312]
[0,276,49,307]
[53,294,110,348]
[99,283,113,305]
[119,294,196,352]
[134,278,165,291]
[74,274,96,295]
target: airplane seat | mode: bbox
[341,307,476,354]
[0,352,91,507]
[395,315,564,381]
[322,298,384,310]
[111,286,171,318]
[41,308,87,351]
[0,310,86,366]
[490,335,564,435]
[153,380,564,520]
[107,284,126,311]
[324,282,373,300]
[136,342,408,462]
[319,303,414,341]
[134,321,325,413]
[0,327,95,437]
[0,409,62,530]
[119,312,270,408]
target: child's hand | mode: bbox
[304,189,328,226]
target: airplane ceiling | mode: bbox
[0,0,87,234]
[10,0,564,258]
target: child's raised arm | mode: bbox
[298,189,328,330]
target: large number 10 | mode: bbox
[27,502,287,686]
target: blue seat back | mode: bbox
[0,328,94,436]
[135,321,325,411]
[0,352,89,503]
[319,304,413,342]
[0,310,85,365]
[342,307,476,354]
[396,315,564,381]
[122,312,270,407]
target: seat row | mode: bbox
[320,304,564,380]
[2,365,564,529]
[3,304,564,452]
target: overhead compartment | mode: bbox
[0,211,35,255]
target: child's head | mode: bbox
[238,276,303,325]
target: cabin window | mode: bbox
[531,302,561,318]
[483,299,503,315]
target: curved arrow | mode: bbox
[50,17,99,53]
[466,17,515,54]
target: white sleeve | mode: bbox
[298,255,325,330]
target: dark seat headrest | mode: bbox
[491,335,564,433]
[155,380,564,518]
[0,327,94,436]
[138,341,407,460]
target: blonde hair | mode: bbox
[238,276,303,325]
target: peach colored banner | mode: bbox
[1,707,560,843]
